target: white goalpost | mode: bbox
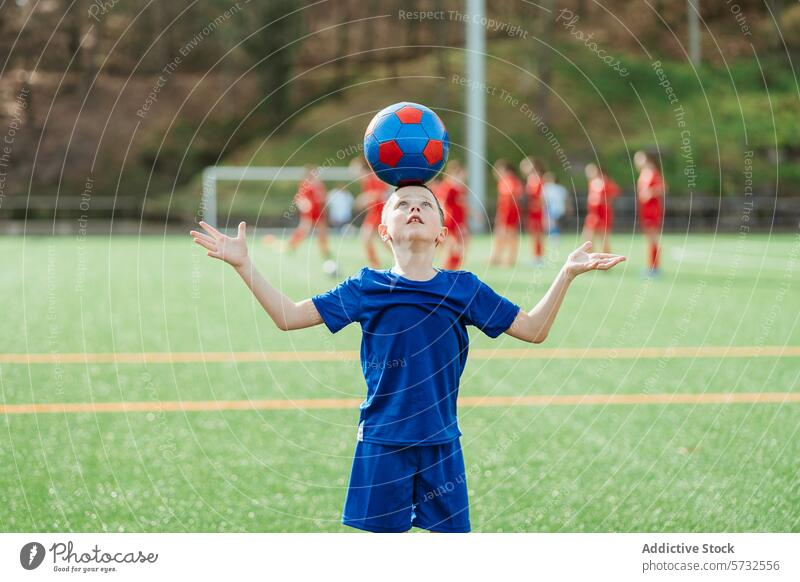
[200,165,354,228]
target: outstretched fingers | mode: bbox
[594,257,625,270]
[190,231,215,245]
[192,236,217,253]
[199,220,224,239]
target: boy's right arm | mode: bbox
[190,221,323,331]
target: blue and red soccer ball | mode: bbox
[364,102,449,186]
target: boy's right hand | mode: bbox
[190,221,249,268]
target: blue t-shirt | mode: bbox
[311,267,520,445]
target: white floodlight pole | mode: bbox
[465,0,487,233]
[688,0,701,66]
[201,167,218,228]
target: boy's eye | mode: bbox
[398,201,407,207]
[423,201,432,207]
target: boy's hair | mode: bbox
[521,156,546,175]
[634,150,660,170]
[494,158,514,173]
[381,184,446,226]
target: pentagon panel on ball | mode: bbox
[363,102,449,186]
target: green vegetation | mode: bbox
[165,40,799,221]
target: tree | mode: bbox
[241,0,303,130]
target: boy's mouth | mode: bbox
[407,216,424,224]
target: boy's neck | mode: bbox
[389,242,438,281]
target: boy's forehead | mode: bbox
[392,186,436,203]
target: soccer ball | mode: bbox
[322,259,338,278]
[363,102,448,186]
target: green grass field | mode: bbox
[1,232,799,532]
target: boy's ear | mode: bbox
[435,226,448,247]
[377,223,390,243]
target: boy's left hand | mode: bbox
[564,241,626,279]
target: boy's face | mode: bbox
[378,186,447,248]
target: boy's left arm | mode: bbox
[505,241,625,344]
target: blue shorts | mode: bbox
[342,439,470,533]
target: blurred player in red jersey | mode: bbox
[352,159,388,268]
[520,156,547,266]
[434,160,470,270]
[634,151,665,275]
[489,159,522,267]
[581,163,621,254]
[285,165,330,259]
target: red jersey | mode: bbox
[587,175,620,215]
[362,173,386,226]
[637,167,664,204]
[496,172,522,227]
[525,174,545,218]
[584,175,620,232]
[637,167,664,228]
[437,178,468,229]
[295,177,326,220]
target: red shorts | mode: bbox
[302,208,324,224]
[527,212,544,234]
[496,209,520,229]
[640,204,663,230]
[584,211,612,233]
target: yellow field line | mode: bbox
[1,392,798,415]
[1,345,799,365]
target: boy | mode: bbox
[352,159,389,268]
[326,183,354,234]
[519,156,547,266]
[582,163,621,254]
[434,160,469,270]
[489,159,522,267]
[190,184,625,533]
[634,150,665,275]
[542,172,569,236]
[283,165,330,259]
